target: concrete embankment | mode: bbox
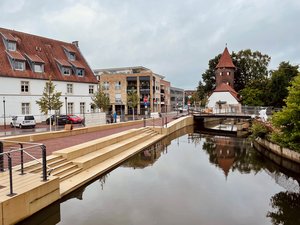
[254,137,300,173]
[0,116,193,225]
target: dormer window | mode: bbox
[1,32,17,51]
[69,61,85,77]
[55,58,72,76]
[7,41,16,51]
[6,51,26,71]
[62,45,76,61]
[25,54,45,73]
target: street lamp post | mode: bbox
[3,97,6,129]
[65,96,68,115]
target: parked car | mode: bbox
[46,115,68,125]
[10,115,36,128]
[67,115,83,124]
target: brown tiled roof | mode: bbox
[55,58,72,67]
[25,54,45,63]
[6,50,26,61]
[0,27,97,83]
[69,60,85,69]
[214,83,240,101]
[0,32,17,42]
[62,45,76,53]
[216,47,235,69]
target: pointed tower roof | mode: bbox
[216,47,235,69]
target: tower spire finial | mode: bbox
[225,43,227,48]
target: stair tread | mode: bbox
[51,164,78,176]
[73,132,155,163]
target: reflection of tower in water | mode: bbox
[215,137,236,178]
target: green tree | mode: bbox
[92,87,110,112]
[267,62,299,107]
[127,88,139,120]
[232,49,270,92]
[271,74,300,151]
[36,78,63,115]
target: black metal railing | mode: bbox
[0,140,49,196]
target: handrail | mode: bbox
[0,140,48,197]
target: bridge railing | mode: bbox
[192,106,281,116]
[0,140,48,196]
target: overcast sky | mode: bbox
[1,0,300,89]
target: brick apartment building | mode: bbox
[94,66,171,116]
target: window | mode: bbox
[80,102,85,114]
[68,102,74,114]
[69,52,76,61]
[21,103,30,114]
[89,85,94,94]
[67,84,73,94]
[219,72,222,76]
[7,41,16,51]
[227,72,230,76]
[14,60,25,71]
[76,68,84,76]
[103,81,109,90]
[21,81,29,93]
[33,64,44,73]
[115,81,121,90]
[115,93,121,103]
[62,67,71,75]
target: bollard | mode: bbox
[143,117,146,127]
[7,153,15,196]
[0,142,3,172]
[19,143,25,175]
[41,145,47,181]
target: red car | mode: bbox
[67,115,83,124]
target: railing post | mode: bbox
[19,143,25,175]
[7,153,16,196]
[41,145,47,181]
[0,141,4,172]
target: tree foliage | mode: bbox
[267,62,299,107]
[232,49,270,92]
[127,88,139,119]
[91,87,110,112]
[271,73,300,151]
[36,79,63,115]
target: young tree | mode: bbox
[127,88,139,120]
[271,73,300,151]
[36,78,63,113]
[91,88,110,113]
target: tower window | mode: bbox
[227,72,230,75]
[219,72,222,76]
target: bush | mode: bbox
[249,120,271,140]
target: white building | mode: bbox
[0,27,98,125]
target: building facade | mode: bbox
[0,27,98,125]
[94,66,171,116]
[170,87,184,111]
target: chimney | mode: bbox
[72,41,79,47]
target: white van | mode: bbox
[10,115,36,128]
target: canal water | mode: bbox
[19,126,300,225]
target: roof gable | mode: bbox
[0,27,97,83]
[214,83,240,101]
[216,47,235,69]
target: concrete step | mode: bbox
[26,157,68,174]
[53,127,149,160]
[58,167,82,182]
[73,131,157,170]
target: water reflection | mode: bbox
[18,126,300,225]
[267,191,300,225]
